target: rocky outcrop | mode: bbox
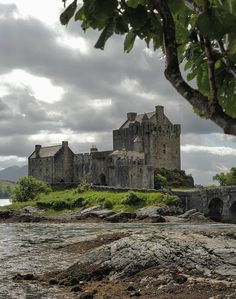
[40,229,236,299]
[54,230,236,285]
[105,212,136,222]
[179,209,212,223]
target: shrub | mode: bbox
[121,192,145,206]
[36,201,53,209]
[96,197,105,204]
[12,176,51,202]
[103,199,113,209]
[77,183,90,193]
[52,199,71,211]
[164,195,181,206]
[72,197,85,208]
[154,168,194,189]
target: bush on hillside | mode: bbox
[121,192,145,206]
[154,168,194,189]
[52,199,72,210]
[77,183,90,193]
[72,197,85,208]
[103,199,113,209]
[12,176,51,202]
[213,167,236,186]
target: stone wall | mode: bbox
[53,142,74,182]
[108,162,154,189]
[150,127,180,170]
[73,153,92,183]
[28,157,54,184]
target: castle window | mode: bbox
[162,144,166,154]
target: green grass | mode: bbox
[0,188,180,216]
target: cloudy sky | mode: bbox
[0,0,235,185]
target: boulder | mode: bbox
[89,209,115,219]
[106,212,136,222]
[20,206,43,214]
[178,209,211,223]
[75,206,115,219]
[0,210,15,219]
[136,206,167,219]
[178,209,198,219]
[80,206,102,216]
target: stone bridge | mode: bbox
[174,186,236,223]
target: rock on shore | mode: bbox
[46,229,236,298]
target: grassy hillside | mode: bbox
[0,188,180,216]
[0,181,15,199]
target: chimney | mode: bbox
[62,141,68,148]
[127,112,137,121]
[35,145,41,158]
[90,145,98,153]
[155,105,164,121]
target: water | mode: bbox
[0,222,235,299]
[0,198,11,206]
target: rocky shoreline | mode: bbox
[3,204,235,298]
[13,226,236,299]
[0,205,212,224]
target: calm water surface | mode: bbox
[0,222,235,299]
[0,198,11,206]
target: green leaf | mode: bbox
[115,16,129,34]
[75,7,86,21]
[94,21,115,50]
[167,0,185,14]
[93,0,118,19]
[126,0,145,9]
[152,34,163,50]
[124,5,148,30]
[197,8,236,39]
[124,30,137,53]
[60,0,77,25]
[187,71,197,81]
[196,63,210,97]
[218,80,236,118]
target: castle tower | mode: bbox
[133,136,143,153]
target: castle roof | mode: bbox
[120,111,155,129]
[29,145,62,159]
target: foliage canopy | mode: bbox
[60,0,236,135]
[213,167,236,186]
[12,176,51,202]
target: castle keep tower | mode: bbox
[113,105,181,170]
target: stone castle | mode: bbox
[28,105,181,189]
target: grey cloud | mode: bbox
[182,150,236,185]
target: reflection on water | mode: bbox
[0,222,235,299]
[0,198,11,206]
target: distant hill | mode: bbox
[0,165,28,182]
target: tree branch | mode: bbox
[152,0,236,135]
[202,0,218,105]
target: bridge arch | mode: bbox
[229,201,236,222]
[208,197,223,222]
